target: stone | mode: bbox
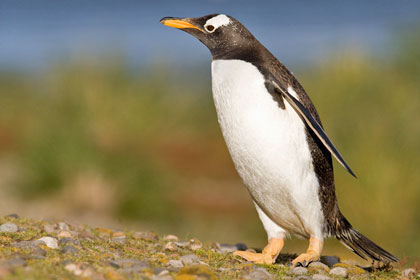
[312,274,333,280]
[57,230,72,238]
[166,260,183,269]
[188,239,202,251]
[218,243,238,253]
[0,223,18,233]
[58,222,70,231]
[61,245,78,254]
[402,268,416,278]
[64,263,82,276]
[110,258,148,270]
[245,267,272,280]
[174,241,189,248]
[37,237,59,249]
[294,276,311,280]
[59,237,80,246]
[180,254,200,265]
[321,256,340,267]
[235,243,248,251]
[113,231,125,238]
[309,261,329,270]
[163,235,178,241]
[329,267,348,277]
[289,266,308,275]
[43,224,56,234]
[132,231,158,241]
[153,272,173,280]
[30,247,47,259]
[111,236,126,244]
[164,242,178,251]
[120,264,150,274]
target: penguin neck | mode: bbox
[210,42,273,70]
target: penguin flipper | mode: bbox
[271,80,357,178]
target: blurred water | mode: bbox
[0,0,419,70]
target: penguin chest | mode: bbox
[211,59,324,237]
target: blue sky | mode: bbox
[1,0,419,70]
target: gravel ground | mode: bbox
[0,215,417,279]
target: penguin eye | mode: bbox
[205,25,215,33]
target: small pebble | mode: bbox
[289,266,308,275]
[59,237,80,246]
[166,260,183,268]
[188,239,202,251]
[57,230,72,238]
[174,241,189,248]
[58,222,70,231]
[329,267,348,277]
[248,267,272,280]
[164,242,178,251]
[218,243,238,253]
[294,276,311,280]
[321,256,340,267]
[61,245,78,254]
[31,247,47,259]
[309,261,329,270]
[154,267,168,275]
[312,274,333,280]
[113,231,125,238]
[163,235,178,241]
[153,273,173,280]
[132,231,158,241]
[402,268,416,278]
[64,263,82,276]
[43,224,56,234]
[110,258,148,269]
[37,237,59,249]
[179,254,200,265]
[111,236,126,244]
[0,223,18,233]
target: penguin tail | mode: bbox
[335,218,399,263]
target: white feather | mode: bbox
[205,14,231,30]
[211,59,325,239]
[254,202,286,240]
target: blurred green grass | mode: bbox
[0,28,419,259]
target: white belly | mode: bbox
[211,59,324,238]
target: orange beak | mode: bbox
[160,17,203,32]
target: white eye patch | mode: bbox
[204,14,231,32]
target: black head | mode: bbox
[160,14,259,59]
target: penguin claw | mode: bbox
[291,252,320,267]
[233,250,276,264]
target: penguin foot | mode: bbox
[233,238,284,264]
[291,236,323,267]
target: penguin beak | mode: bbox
[160,17,203,32]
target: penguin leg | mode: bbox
[233,238,284,264]
[233,202,286,264]
[292,236,323,267]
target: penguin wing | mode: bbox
[270,80,357,178]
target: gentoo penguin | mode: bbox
[160,14,398,266]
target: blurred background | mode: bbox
[0,0,419,261]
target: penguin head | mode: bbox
[160,14,256,57]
